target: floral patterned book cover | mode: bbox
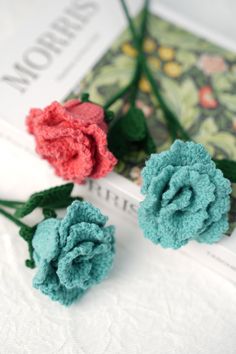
[65,11,236,233]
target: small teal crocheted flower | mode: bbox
[32,201,115,306]
[138,140,231,249]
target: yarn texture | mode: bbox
[27,99,117,184]
[32,201,115,306]
[138,140,231,249]
[108,107,156,160]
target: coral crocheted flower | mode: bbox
[32,201,115,306]
[138,140,231,249]
[26,99,117,183]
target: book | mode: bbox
[0,0,236,283]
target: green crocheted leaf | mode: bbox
[108,107,156,160]
[15,183,74,218]
[108,108,156,161]
[143,133,156,155]
[214,159,236,183]
[108,121,129,159]
[120,107,147,142]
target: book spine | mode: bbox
[76,173,236,285]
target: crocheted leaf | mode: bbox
[214,159,236,183]
[120,107,147,142]
[15,183,74,218]
[143,133,156,155]
[108,108,156,160]
[108,121,129,159]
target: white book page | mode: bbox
[0,0,142,134]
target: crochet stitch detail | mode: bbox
[32,201,115,306]
[26,100,117,184]
[138,140,231,249]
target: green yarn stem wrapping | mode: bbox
[129,0,149,106]
[19,225,36,268]
[0,207,27,228]
[0,207,35,268]
[104,3,149,110]
[0,199,24,209]
[119,0,190,141]
[103,83,133,110]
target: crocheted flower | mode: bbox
[26,99,117,183]
[32,201,115,306]
[138,140,231,249]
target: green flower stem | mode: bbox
[103,0,148,109]
[119,0,191,141]
[0,199,24,209]
[104,1,149,110]
[120,0,140,49]
[0,207,28,228]
[0,205,37,269]
[129,0,149,106]
[142,61,191,141]
[103,82,133,110]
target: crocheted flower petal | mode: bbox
[188,171,216,212]
[35,126,94,184]
[33,261,84,306]
[191,161,216,177]
[102,225,115,247]
[206,169,231,223]
[63,222,105,252]
[89,246,115,284]
[141,151,173,194]
[138,167,174,243]
[64,100,106,129]
[161,167,190,207]
[26,108,43,134]
[158,206,208,243]
[58,240,114,290]
[32,218,61,262]
[59,201,107,246]
[141,140,212,194]
[80,124,117,179]
[54,138,94,184]
[33,259,52,285]
[170,140,212,167]
[197,214,229,244]
[57,242,94,289]
[42,101,72,126]
[162,168,216,212]
[162,187,192,210]
[159,233,188,249]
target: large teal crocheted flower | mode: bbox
[32,201,115,306]
[138,140,231,249]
